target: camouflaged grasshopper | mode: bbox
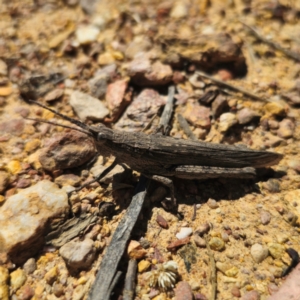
[29,101,283,207]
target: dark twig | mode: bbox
[205,235,217,300]
[68,159,118,196]
[88,89,176,299]
[196,71,265,102]
[192,203,197,221]
[142,113,158,132]
[123,259,137,300]
[158,85,175,134]
[241,21,300,62]
[177,114,197,141]
[87,175,149,300]
[107,271,123,297]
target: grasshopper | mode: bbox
[29,101,283,207]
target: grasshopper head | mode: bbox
[89,124,113,143]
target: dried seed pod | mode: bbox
[149,260,178,291]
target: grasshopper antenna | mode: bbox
[24,117,93,136]
[27,100,94,135]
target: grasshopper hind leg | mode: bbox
[145,174,177,211]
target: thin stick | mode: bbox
[240,21,300,62]
[196,71,266,102]
[123,259,137,300]
[87,175,149,300]
[177,114,197,141]
[158,85,175,134]
[205,235,217,300]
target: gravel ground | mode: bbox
[0,0,300,299]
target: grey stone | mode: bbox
[59,238,96,270]
[69,90,109,121]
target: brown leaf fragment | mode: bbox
[156,214,169,229]
[167,237,190,251]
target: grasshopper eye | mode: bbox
[97,132,107,141]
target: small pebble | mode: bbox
[10,269,27,291]
[70,90,109,121]
[89,73,108,99]
[6,160,22,175]
[219,112,237,132]
[237,108,260,125]
[17,285,34,300]
[241,290,260,300]
[0,59,8,75]
[262,179,281,193]
[269,266,282,278]
[23,258,36,275]
[52,282,64,297]
[0,266,9,283]
[183,103,211,129]
[174,281,193,300]
[195,223,211,236]
[194,293,208,300]
[288,159,300,173]
[176,227,193,240]
[216,262,231,274]
[75,25,100,44]
[44,266,58,285]
[284,211,297,225]
[268,243,285,259]
[24,139,40,153]
[263,132,284,148]
[170,2,188,18]
[225,266,239,277]
[0,171,10,193]
[59,238,96,270]
[193,235,206,248]
[251,244,269,263]
[0,119,24,136]
[16,178,31,189]
[267,283,279,295]
[264,102,285,117]
[44,89,64,102]
[277,119,295,139]
[226,249,235,259]
[138,260,151,273]
[189,74,205,88]
[260,210,271,225]
[231,286,241,297]
[54,174,81,187]
[127,240,147,259]
[211,94,229,118]
[218,69,233,81]
[209,237,225,251]
[221,232,229,242]
[207,198,219,209]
